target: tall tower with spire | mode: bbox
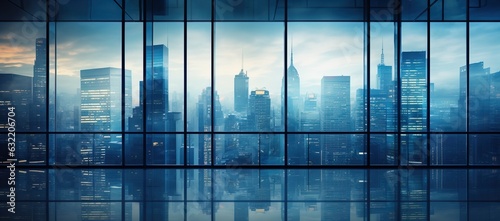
[281,42,301,129]
[234,50,249,113]
[377,41,392,92]
[283,41,303,164]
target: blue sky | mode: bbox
[1,21,500,110]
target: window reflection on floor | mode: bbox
[1,168,499,220]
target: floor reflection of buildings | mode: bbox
[8,169,500,220]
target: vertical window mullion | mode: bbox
[466,0,471,219]
[365,1,371,220]
[284,0,289,167]
[121,2,126,221]
[45,1,50,220]
[395,1,402,220]
[184,1,188,221]
[211,0,215,167]
[426,1,431,220]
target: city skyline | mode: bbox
[2,1,500,220]
[2,22,500,110]
[0,23,499,167]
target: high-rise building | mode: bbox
[377,43,393,93]
[300,93,320,164]
[145,44,169,131]
[401,51,427,131]
[0,74,32,162]
[283,46,301,131]
[80,68,131,132]
[460,62,490,132]
[487,71,500,164]
[234,69,249,113]
[80,67,131,164]
[31,38,47,131]
[353,88,366,163]
[461,62,500,164]
[283,47,303,164]
[248,89,273,163]
[370,45,396,164]
[248,89,271,131]
[321,76,351,164]
[142,44,182,165]
[0,74,32,131]
[400,51,427,165]
[197,87,223,165]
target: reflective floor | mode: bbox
[1,168,499,220]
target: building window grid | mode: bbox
[2,0,500,168]
[2,1,500,219]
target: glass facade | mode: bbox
[0,0,500,220]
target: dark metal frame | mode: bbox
[1,0,500,220]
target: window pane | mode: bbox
[146,22,184,132]
[431,134,466,165]
[54,22,122,132]
[125,134,143,165]
[369,21,396,166]
[126,22,143,132]
[430,0,466,21]
[187,0,211,20]
[469,23,500,133]
[401,22,428,165]
[146,134,183,165]
[401,0,427,21]
[470,0,500,20]
[430,23,466,132]
[430,202,467,221]
[215,0,283,21]
[216,134,283,165]
[370,134,397,165]
[288,0,364,21]
[215,22,283,132]
[0,0,47,20]
[145,169,183,200]
[430,169,466,201]
[288,134,321,165]
[469,169,500,201]
[469,134,500,165]
[188,22,212,132]
[50,0,122,21]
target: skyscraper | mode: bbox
[461,62,500,164]
[80,68,131,132]
[0,74,31,131]
[234,69,249,113]
[145,44,169,131]
[300,93,320,164]
[283,46,303,164]
[143,44,182,165]
[401,51,427,131]
[370,45,396,164]
[321,76,351,164]
[400,51,427,164]
[197,87,223,165]
[248,89,271,131]
[80,67,131,164]
[0,74,31,162]
[248,89,273,163]
[377,43,393,93]
[31,38,47,131]
[460,62,490,132]
[283,46,301,130]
